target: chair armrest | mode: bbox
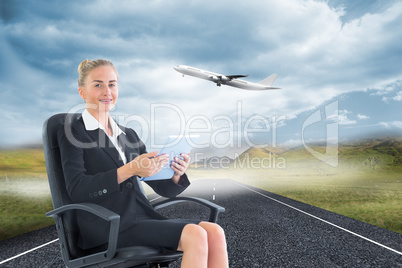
[46,203,120,222]
[152,197,225,223]
[46,203,120,268]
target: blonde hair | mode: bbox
[77,59,119,87]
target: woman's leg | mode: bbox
[178,224,208,268]
[198,222,228,268]
[178,222,228,268]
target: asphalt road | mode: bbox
[1,179,401,267]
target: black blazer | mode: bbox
[58,115,189,249]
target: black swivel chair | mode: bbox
[43,113,225,268]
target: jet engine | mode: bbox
[218,75,230,82]
[209,75,231,86]
[209,75,219,82]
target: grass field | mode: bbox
[0,149,55,241]
[0,180,54,241]
[0,140,401,241]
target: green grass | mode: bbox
[0,149,47,174]
[270,181,401,233]
[0,149,54,241]
[0,192,54,240]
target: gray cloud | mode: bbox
[0,0,401,148]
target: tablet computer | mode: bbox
[141,135,199,181]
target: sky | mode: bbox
[1,0,402,159]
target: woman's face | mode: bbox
[79,65,118,114]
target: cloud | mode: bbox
[357,114,370,120]
[381,90,402,103]
[380,121,402,129]
[371,80,402,102]
[392,91,402,101]
[1,0,402,148]
[337,110,356,125]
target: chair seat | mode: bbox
[93,246,183,268]
[115,246,182,260]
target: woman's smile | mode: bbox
[99,98,113,104]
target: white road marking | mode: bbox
[149,196,162,202]
[0,238,59,265]
[213,181,216,200]
[233,181,402,256]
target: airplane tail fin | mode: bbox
[258,74,278,86]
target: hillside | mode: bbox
[190,156,234,169]
[239,146,288,159]
[337,137,402,170]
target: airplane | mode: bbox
[174,65,281,90]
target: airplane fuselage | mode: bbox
[174,65,280,90]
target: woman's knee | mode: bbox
[212,223,225,238]
[179,224,208,252]
[199,222,226,242]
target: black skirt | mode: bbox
[117,199,200,250]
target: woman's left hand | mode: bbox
[171,153,190,183]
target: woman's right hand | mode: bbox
[118,151,169,184]
[129,151,170,178]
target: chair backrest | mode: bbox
[43,113,84,258]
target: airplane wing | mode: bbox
[226,74,249,79]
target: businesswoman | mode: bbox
[58,59,228,268]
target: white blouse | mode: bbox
[82,109,127,164]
